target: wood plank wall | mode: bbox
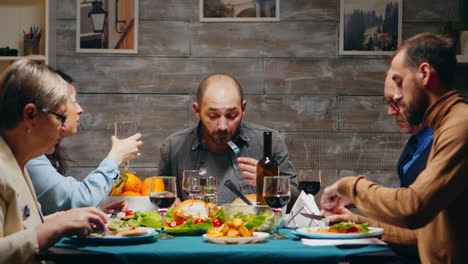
[56,0,467,192]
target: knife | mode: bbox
[224,179,253,205]
[299,212,331,226]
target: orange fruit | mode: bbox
[122,173,142,194]
[120,191,141,196]
[140,178,165,196]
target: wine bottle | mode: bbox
[256,131,280,205]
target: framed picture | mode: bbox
[200,0,280,22]
[76,0,138,53]
[339,0,402,55]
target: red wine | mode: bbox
[256,132,280,205]
[264,194,290,208]
[150,196,176,208]
[299,181,321,195]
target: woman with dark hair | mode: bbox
[0,59,110,263]
[26,70,143,215]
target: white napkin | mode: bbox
[301,238,387,246]
[285,191,321,228]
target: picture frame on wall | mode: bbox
[339,0,402,55]
[77,0,138,53]
[200,0,280,22]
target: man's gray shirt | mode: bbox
[158,121,299,209]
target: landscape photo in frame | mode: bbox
[340,0,402,55]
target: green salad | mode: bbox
[329,221,370,233]
[108,208,217,231]
[228,210,275,232]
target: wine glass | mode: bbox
[149,176,177,240]
[263,176,291,240]
[114,120,137,171]
[203,175,217,205]
[298,169,322,195]
[182,170,203,200]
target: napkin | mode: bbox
[301,238,387,247]
[285,191,321,228]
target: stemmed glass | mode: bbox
[298,169,322,195]
[263,176,291,240]
[114,120,137,171]
[203,175,217,205]
[149,176,177,240]
[182,170,203,200]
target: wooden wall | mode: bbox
[56,0,467,192]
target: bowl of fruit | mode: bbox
[101,172,157,212]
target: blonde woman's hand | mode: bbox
[36,207,108,249]
[107,133,143,165]
[100,200,128,214]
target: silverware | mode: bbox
[227,141,240,156]
[299,212,330,226]
[224,179,253,205]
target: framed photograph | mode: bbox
[339,0,402,55]
[77,0,138,53]
[200,0,280,22]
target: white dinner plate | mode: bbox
[203,232,270,244]
[69,227,158,244]
[292,227,384,239]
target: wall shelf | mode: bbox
[0,56,47,61]
[0,0,49,72]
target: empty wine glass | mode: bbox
[263,176,290,240]
[182,170,203,200]
[298,169,322,196]
[149,176,177,240]
[114,120,137,170]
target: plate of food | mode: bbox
[203,232,270,244]
[203,217,269,244]
[292,222,383,239]
[69,227,158,244]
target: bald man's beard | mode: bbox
[200,121,240,147]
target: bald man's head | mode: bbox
[196,74,244,106]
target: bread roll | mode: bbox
[232,194,256,205]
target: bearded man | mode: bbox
[321,33,468,263]
[157,74,299,206]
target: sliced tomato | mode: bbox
[125,210,134,216]
[212,218,222,228]
[177,220,187,226]
[167,220,178,228]
[346,226,358,233]
[194,218,206,224]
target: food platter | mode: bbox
[202,232,270,244]
[292,227,384,239]
[69,227,158,244]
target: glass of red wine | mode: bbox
[298,169,322,195]
[149,176,177,240]
[263,176,291,240]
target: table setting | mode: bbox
[36,171,396,264]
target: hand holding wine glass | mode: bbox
[149,176,177,240]
[263,176,290,240]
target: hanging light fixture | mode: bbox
[88,0,108,33]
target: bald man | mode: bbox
[157,74,299,207]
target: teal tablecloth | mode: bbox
[55,229,391,264]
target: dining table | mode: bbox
[35,229,408,264]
